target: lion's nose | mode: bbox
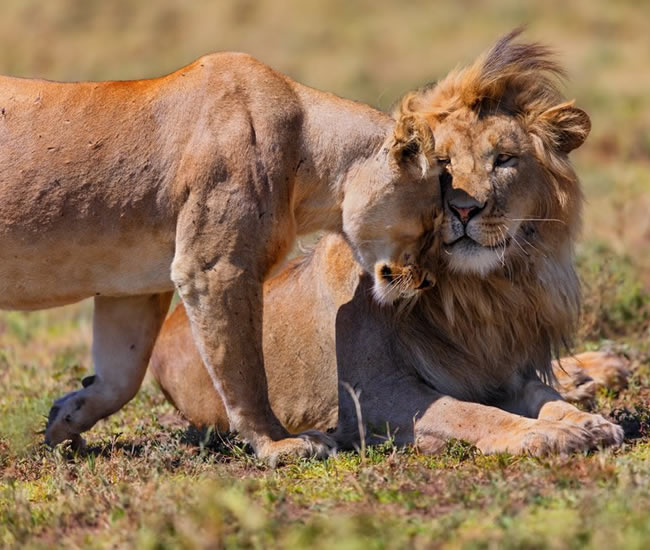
[448,202,484,225]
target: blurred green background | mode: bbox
[1,0,648,283]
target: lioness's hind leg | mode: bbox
[553,351,630,404]
[45,292,172,447]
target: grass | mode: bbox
[1,0,650,548]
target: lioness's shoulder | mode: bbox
[182,51,286,81]
[190,51,261,70]
[172,52,297,104]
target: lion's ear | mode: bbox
[533,102,591,154]
[390,115,435,177]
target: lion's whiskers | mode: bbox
[507,217,566,225]
[505,225,546,259]
[496,227,507,266]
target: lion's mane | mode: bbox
[391,30,585,400]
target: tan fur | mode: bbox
[1,53,442,463]
[552,352,630,405]
[151,32,625,457]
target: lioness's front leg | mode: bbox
[514,377,624,448]
[171,190,334,464]
[45,292,172,447]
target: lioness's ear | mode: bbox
[533,102,591,153]
[390,114,435,177]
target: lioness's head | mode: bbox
[342,114,441,304]
[408,29,590,277]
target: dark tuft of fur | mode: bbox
[480,27,565,85]
[403,28,570,122]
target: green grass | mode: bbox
[1,1,650,548]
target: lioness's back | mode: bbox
[0,53,304,309]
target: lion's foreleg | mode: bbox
[45,292,172,447]
[413,394,599,456]
[334,373,597,457]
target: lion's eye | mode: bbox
[494,153,517,167]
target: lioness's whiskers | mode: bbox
[386,273,405,290]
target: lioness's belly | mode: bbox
[0,232,175,310]
[0,74,182,309]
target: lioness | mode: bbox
[0,52,441,462]
[151,32,625,456]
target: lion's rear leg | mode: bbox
[553,351,630,405]
[45,292,172,447]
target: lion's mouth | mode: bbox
[444,235,511,252]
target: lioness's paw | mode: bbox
[557,374,599,405]
[576,351,630,391]
[555,351,630,403]
[45,390,87,447]
[257,430,336,467]
[478,420,594,457]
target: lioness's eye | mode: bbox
[494,153,517,167]
[437,157,451,170]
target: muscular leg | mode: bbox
[171,184,333,465]
[45,292,172,447]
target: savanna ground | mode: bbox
[1,1,650,548]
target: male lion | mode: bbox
[151,32,626,456]
[0,52,441,462]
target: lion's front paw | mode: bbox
[563,411,623,448]
[256,430,336,467]
[477,419,594,457]
[540,402,624,449]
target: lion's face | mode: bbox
[433,106,587,277]
[342,130,440,304]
